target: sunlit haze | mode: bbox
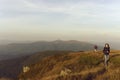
[0,0,120,44]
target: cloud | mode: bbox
[22,0,39,8]
[0,0,100,16]
[1,0,120,27]
[0,0,120,39]
[1,0,120,19]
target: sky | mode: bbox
[1,0,120,43]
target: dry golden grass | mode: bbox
[19,50,120,80]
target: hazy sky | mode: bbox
[1,0,120,42]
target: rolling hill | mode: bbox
[19,50,120,80]
[0,40,101,60]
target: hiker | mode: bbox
[94,45,98,52]
[103,43,110,67]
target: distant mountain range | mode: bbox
[0,40,102,60]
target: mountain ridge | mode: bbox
[0,40,102,60]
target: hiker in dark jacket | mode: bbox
[103,43,110,67]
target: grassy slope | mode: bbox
[19,50,120,80]
[0,51,72,80]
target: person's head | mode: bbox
[105,43,109,48]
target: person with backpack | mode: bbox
[103,43,110,67]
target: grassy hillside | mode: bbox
[19,50,120,80]
[0,51,72,80]
[0,40,101,60]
